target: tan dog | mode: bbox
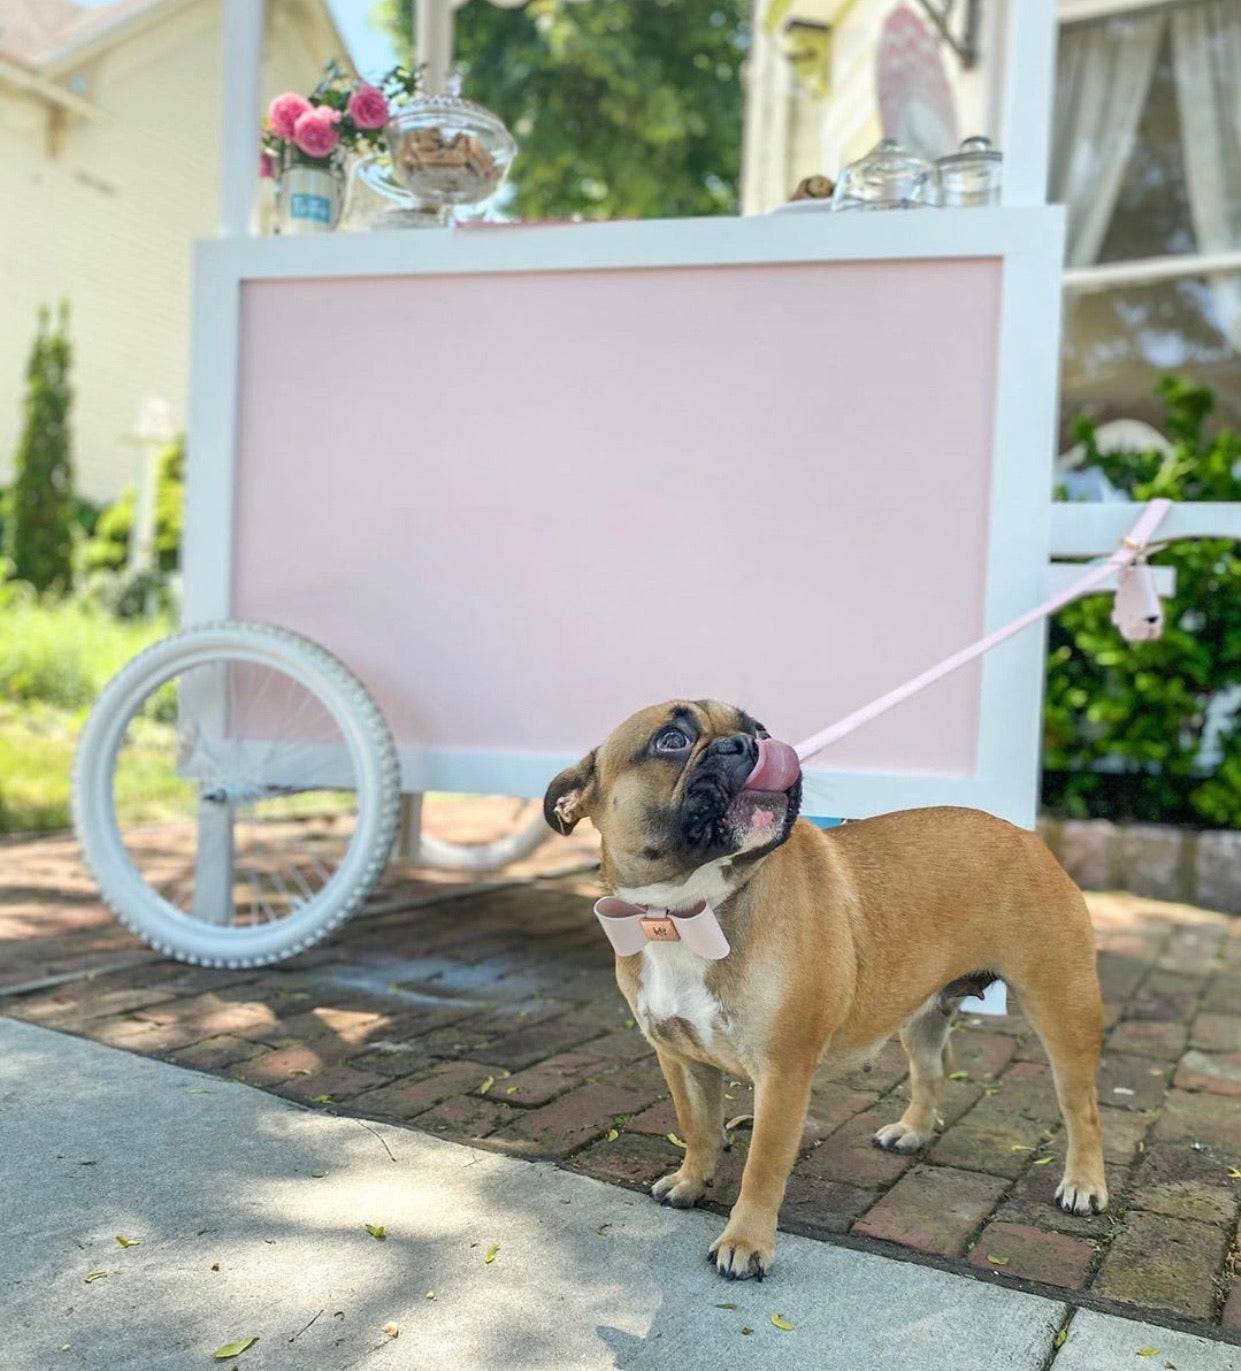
[544,700,1107,1280]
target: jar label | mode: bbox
[290,192,332,224]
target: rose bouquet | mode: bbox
[260,62,424,174]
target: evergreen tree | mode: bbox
[6,304,75,592]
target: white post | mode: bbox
[127,396,174,577]
[416,0,456,95]
[192,794,236,925]
[395,793,423,863]
[219,0,265,237]
[129,443,159,576]
[994,0,1056,206]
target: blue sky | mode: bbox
[72,0,402,80]
[325,1,401,79]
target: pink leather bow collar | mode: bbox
[594,896,730,959]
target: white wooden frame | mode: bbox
[185,206,1066,827]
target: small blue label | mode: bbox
[290,192,331,224]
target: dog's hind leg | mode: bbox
[1014,962,1108,1215]
[650,1049,724,1208]
[873,1001,953,1153]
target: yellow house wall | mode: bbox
[0,0,346,502]
[742,0,997,213]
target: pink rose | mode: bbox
[292,107,341,159]
[268,91,312,139]
[347,83,389,130]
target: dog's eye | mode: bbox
[654,727,689,753]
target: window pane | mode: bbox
[1095,25,1196,263]
[1058,6,1241,438]
[1062,274,1241,435]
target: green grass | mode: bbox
[0,603,171,833]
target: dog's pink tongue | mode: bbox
[744,738,801,793]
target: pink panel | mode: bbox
[231,261,1001,776]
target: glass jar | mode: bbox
[383,88,517,208]
[936,136,1003,208]
[275,152,345,234]
[832,139,940,211]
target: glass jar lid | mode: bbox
[832,138,940,210]
[936,135,1002,171]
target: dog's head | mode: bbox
[543,700,802,900]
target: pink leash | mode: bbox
[595,500,1172,959]
[792,499,1172,766]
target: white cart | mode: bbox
[70,0,1241,967]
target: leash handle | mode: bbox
[793,499,1173,767]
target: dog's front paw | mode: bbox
[709,1214,776,1280]
[1055,1172,1108,1216]
[873,1120,931,1153]
[651,1169,707,1208]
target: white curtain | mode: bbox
[1051,12,1166,268]
[1171,0,1241,352]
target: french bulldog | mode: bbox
[544,699,1107,1279]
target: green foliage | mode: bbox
[0,598,169,709]
[0,601,172,833]
[5,304,75,592]
[1043,377,1241,827]
[375,0,749,220]
[82,437,184,575]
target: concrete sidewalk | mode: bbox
[3,1018,1236,1371]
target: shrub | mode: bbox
[0,600,169,709]
[5,304,75,592]
[82,436,184,574]
[1043,377,1241,827]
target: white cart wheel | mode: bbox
[73,621,400,967]
[417,806,551,872]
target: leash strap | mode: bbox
[793,500,1172,766]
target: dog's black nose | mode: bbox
[707,733,757,761]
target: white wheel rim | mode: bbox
[74,625,397,965]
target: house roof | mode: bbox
[0,0,351,76]
[0,0,84,67]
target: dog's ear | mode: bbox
[543,750,597,835]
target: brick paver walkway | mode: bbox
[3,803,1238,1342]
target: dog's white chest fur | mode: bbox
[635,944,722,1042]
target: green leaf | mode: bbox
[770,1313,794,1331]
[948,1070,971,1081]
[986,1254,1010,1266]
[213,1337,258,1360]
[667,1133,687,1149]
[478,1075,495,1096]
[1054,1327,1068,1348]
[1136,1349,1160,1358]
[84,1271,107,1283]
[606,1128,619,1141]
[311,1094,333,1105]
[365,1224,386,1240]
[1228,1167,1241,1179]
[114,1235,139,1248]
[1032,1156,1054,1166]
[483,1244,500,1264]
